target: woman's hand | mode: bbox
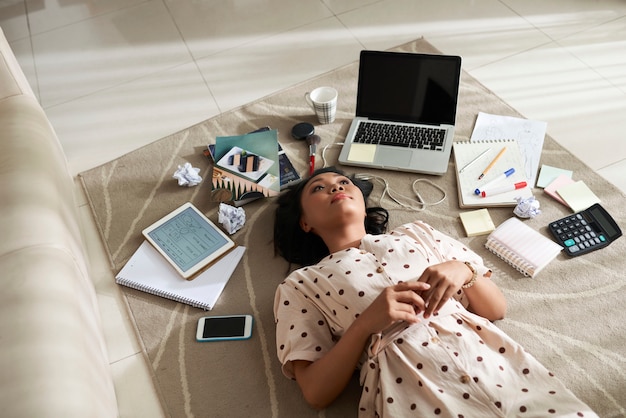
[417,261,471,318]
[356,281,431,334]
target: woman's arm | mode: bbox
[292,281,431,409]
[418,260,506,321]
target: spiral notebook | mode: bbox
[485,217,562,278]
[453,139,533,208]
[116,241,246,310]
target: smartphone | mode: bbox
[196,315,253,342]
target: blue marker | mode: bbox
[474,168,515,195]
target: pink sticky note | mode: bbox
[544,174,575,207]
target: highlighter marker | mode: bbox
[480,181,527,198]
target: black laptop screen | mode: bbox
[355,51,462,126]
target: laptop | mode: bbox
[338,50,462,175]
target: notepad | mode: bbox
[453,140,533,208]
[116,241,246,310]
[459,209,496,237]
[556,180,601,212]
[485,217,562,278]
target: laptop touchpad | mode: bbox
[376,147,412,168]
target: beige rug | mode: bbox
[80,38,626,418]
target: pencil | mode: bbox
[478,146,507,180]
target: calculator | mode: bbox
[548,203,622,257]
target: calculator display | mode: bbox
[589,206,619,238]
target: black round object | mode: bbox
[291,122,315,140]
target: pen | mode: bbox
[474,168,515,195]
[478,146,507,180]
[480,181,527,198]
[459,148,490,173]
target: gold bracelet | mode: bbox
[462,261,478,289]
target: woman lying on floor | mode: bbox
[273,167,596,417]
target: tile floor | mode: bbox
[2,0,625,415]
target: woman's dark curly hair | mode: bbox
[274,166,389,266]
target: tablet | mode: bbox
[142,202,235,279]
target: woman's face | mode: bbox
[299,172,366,234]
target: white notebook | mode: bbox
[453,139,533,208]
[116,241,245,310]
[485,217,562,278]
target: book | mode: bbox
[485,217,562,278]
[207,142,301,190]
[211,129,281,206]
[142,202,235,280]
[453,139,533,208]
[116,241,246,310]
[459,208,496,237]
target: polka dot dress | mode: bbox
[273,222,597,417]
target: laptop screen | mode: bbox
[355,51,462,126]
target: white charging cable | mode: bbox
[321,143,447,211]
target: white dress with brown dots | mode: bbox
[274,221,597,417]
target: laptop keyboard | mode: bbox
[354,121,446,151]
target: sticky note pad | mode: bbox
[544,174,575,206]
[536,164,573,188]
[347,143,377,163]
[459,209,496,237]
[556,180,601,212]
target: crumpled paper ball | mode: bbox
[514,196,541,218]
[218,203,245,234]
[173,162,202,187]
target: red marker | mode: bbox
[481,181,527,198]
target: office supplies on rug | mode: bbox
[548,203,622,257]
[536,164,573,188]
[116,241,246,310]
[459,209,496,237]
[485,217,562,277]
[338,50,462,175]
[453,139,532,208]
[555,180,601,212]
[470,112,546,187]
[142,202,235,279]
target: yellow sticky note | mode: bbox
[347,143,377,163]
[459,209,496,237]
[556,180,601,212]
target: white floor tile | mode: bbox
[110,353,166,418]
[164,0,333,59]
[557,15,626,93]
[46,60,218,175]
[196,16,363,113]
[25,0,146,35]
[32,1,192,107]
[501,0,626,40]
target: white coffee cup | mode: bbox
[304,87,338,124]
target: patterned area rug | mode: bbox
[79,38,626,417]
